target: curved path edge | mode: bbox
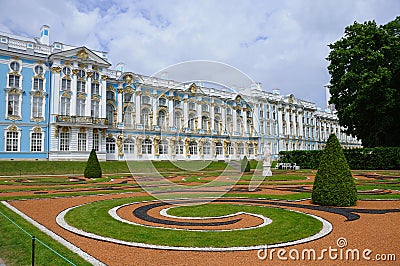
[56,198,333,252]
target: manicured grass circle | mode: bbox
[64,197,323,248]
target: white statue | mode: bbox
[262,142,272,176]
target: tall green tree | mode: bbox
[327,17,400,147]
[312,134,357,207]
[84,149,102,178]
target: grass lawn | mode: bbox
[65,197,322,248]
[0,160,230,176]
[0,204,91,266]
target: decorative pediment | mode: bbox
[49,47,111,67]
[7,124,19,132]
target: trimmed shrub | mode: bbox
[241,156,251,172]
[84,149,102,178]
[312,134,357,207]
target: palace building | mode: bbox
[0,26,361,161]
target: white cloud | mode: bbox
[1,0,398,107]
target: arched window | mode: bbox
[227,117,232,132]
[124,106,134,127]
[202,116,208,130]
[174,111,182,128]
[203,142,211,155]
[159,140,168,154]
[236,118,242,133]
[248,143,254,155]
[174,140,184,154]
[215,142,223,155]
[188,113,196,130]
[214,116,221,132]
[189,141,197,155]
[141,108,150,128]
[227,143,233,155]
[106,137,116,153]
[106,104,115,126]
[141,139,152,154]
[158,110,166,129]
[124,138,135,154]
[237,143,244,155]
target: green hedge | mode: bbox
[279,147,400,170]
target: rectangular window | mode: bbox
[93,132,100,151]
[32,97,43,118]
[6,131,19,152]
[216,144,223,155]
[77,81,86,93]
[159,142,168,154]
[61,79,71,91]
[8,75,20,87]
[91,83,100,95]
[8,94,19,116]
[203,144,210,155]
[33,78,44,91]
[76,99,85,116]
[174,142,183,154]
[78,133,87,151]
[91,101,99,118]
[30,132,43,152]
[124,141,135,154]
[106,139,115,154]
[59,132,70,151]
[60,97,70,115]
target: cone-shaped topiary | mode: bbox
[84,149,102,179]
[312,134,357,206]
[241,155,251,173]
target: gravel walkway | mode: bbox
[6,192,400,265]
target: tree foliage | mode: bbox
[240,156,251,172]
[84,149,102,178]
[312,134,357,207]
[327,17,400,147]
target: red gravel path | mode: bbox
[7,193,400,265]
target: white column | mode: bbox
[101,75,107,118]
[168,96,174,128]
[85,74,92,116]
[183,99,188,128]
[117,87,123,124]
[135,89,141,125]
[277,106,283,136]
[51,67,61,116]
[152,95,157,126]
[70,70,77,116]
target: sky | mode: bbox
[0,0,399,108]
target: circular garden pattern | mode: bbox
[57,197,332,251]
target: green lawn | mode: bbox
[0,204,91,266]
[65,197,322,248]
[0,160,230,176]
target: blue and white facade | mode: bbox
[0,26,361,161]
